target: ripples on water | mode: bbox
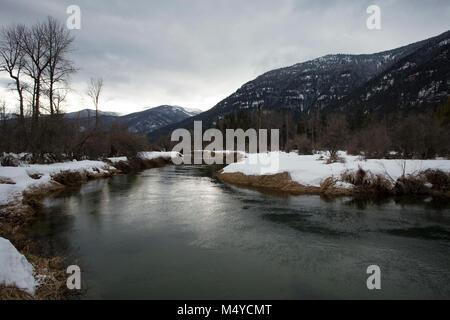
[28,165,450,299]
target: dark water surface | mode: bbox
[27,165,450,299]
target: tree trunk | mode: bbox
[49,80,54,116]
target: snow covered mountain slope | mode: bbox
[64,105,200,134]
[150,30,450,138]
[334,31,450,114]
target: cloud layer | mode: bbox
[1,0,449,114]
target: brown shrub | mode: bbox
[341,167,367,186]
[325,155,346,164]
[394,175,428,195]
[320,177,336,191]
[421,169,450,192]
[294,134,313,155]
[0,155,20,167]
[392,113,444,159]
[0,177,15,184]
[112,157,172,173]
[322,114,348,158]
[348,123,392,159]
[341,168,392,195]
[51,171,85,186]
[146,157,171,168]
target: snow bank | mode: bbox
[0,160,111,206]
[200,150,246,155]
[0,152,181,206]
[107,152,182,163]
[107,156,128,163]
[222,152,450,187]
[0,237,36,295]
[138,151,182,160]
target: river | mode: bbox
[27,165,450,299]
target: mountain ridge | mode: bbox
[64,105,200,134]
[150,30,450,138]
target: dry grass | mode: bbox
[219,168,450,198]
[394,175,428,195]
[325,155,346,164]
[28,173,43,180]
[0,177,15,184]
[51,171,87,186]
[319,177,353,196]
[0,255,68,300]
[421,169,450,192]
[340,167,392,195]
[0,285,33,300]
[218,171,325,195]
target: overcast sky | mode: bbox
[1,0,449,114]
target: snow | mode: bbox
[0,237,36,295]
[107,156,128,163]
[138,151,182,160]
[222,152,450,187]
[201,150,246,156]
[439,39,450,47]
[0,152,181,206]
[0,160,111,206]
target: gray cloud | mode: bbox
[0,0,449,113]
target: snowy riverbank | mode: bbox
[0,160,112,206]
[219,152,450,195]
[0,151,182,207]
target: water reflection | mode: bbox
[27,165,450,299]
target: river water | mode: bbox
[27,165,450,299]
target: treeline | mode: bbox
[213,98,450,159]
[0,17,148,162]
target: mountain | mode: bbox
[64,105,200,134]
[120,105,200,134]
[333,32,450,114]
[64,109,121,118]
[151,30,450,138]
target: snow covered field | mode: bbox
[222,152,450,187]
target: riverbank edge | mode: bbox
[217,171,350,196]
[216,170,450,198]
[0,156,174,300]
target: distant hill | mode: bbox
[64,109,121,119]
[119,105,200,134]
[64,105,200,134]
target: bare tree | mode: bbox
[87,77,103,128]
[21,21,52,124]
[44,16,75,116]
[0,98,6,127]
[322,114,348,160]
[0,25,27,124]
[53,87,69,114]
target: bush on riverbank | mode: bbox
[340,168,392,195]
[110,157,172,174]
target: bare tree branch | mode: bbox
[87,77,103,129]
